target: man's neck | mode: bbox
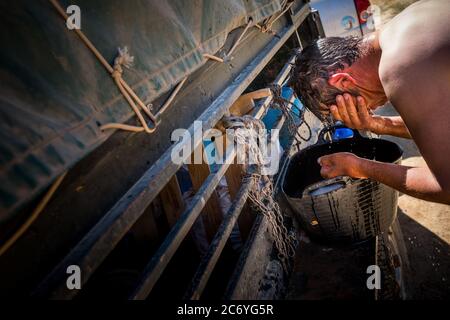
[349,32,388,108]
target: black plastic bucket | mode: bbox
[281,137,403,243]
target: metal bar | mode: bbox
[131,53,296,299]
[310,9,326,38]
[33,4,310,300]
[130,19,305,300]
[130,147,236,300]
[185,55,297,300]
[234,168,254,240]
[224,213,270,299]
[184,179,254,300]
[222,66,300,300]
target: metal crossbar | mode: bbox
[33,3,311,300]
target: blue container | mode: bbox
[333,127,354,140]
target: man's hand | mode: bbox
[330,94,386,133]
[318,152,367,179]
[320,153,450,204]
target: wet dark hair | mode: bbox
[289,36,363,121]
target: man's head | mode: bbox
[290,36,384,122]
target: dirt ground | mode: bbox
[286,105,450,300]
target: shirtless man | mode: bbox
[290,0,450,204]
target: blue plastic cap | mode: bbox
[333,128,354,140]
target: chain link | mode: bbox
[225,115,296,272]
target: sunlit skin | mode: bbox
[317,0,450,204]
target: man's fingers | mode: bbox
[318,156,332,177]
[320,165,338,179]
[320,167,332,179]
[330,105,342,122]
[336,95,351,125]
[318,155,334,167]
[318,156,324,166]
[318,156,328,166]
[356,96,371,122]
[344,93,361,127]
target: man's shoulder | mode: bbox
[379,0,450,59]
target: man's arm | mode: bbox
[318,153,450,204]
[372,115,411,139]
[379,45,450,202]
[330,94,412,139]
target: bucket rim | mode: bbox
[280,137,403,198]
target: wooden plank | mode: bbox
[229,88,272,116]
[129,200,161,245]
[187,144,223,241]
[213,133,254,240]
[159,175,184,227]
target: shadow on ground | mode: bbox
[286,208,450,300]
[398,208,450,299]
[286,235,375,300]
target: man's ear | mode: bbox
[328,73,357,91]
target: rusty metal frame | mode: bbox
[34,3,311,300]
[183,58,297,300]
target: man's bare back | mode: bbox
[378,0,450,201]
[380,0,450,63]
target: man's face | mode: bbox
[343,92,378,111]
[357,93,386,111]
[327,72,386,112]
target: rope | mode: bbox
[156,77,188,116]
[205,3,294,64]
[106,47,157,133]
[256,1,294,36]
[224,116,296,272]
[0,172,67,257]
[50,0,295,131]
[226,18,253,59]
[254,23,280,38]
[203,53,224,63]
[295,119,312,142]
[49,0,159,133]
[269,84,312,144]
[202,18,254,64]
[270,84,298,136]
